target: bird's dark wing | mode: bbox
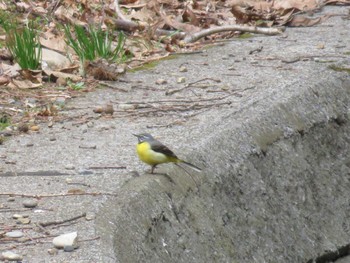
[151,140,178,159]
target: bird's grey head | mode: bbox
[133,133,154,143]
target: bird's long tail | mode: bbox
[179,160,202,172]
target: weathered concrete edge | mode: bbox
[96,75,350,262]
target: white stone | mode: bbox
[2,251,23,261]
[52,232,78,249]
[41,48,71,70]
[5,231,23,238]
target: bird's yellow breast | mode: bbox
[136,142,170,165]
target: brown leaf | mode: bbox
[84,59,126,81]
[2,63,21,78]
[160,9,201,33]
[182,7,200,26]
[0,75,10,85]
[43,70,82,82]
[11,79,42,89]
[40,33,67,54]
[274,0,322,11]
[20,69,42,83]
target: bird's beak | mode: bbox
[132,133,139,138]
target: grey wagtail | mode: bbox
[133,133,201,174]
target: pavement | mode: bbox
[0,5,350,263]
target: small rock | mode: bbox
[65,178,73,184]
[7,197,15,202]
[52,232,78,249]
[12,214,29,219]
[30,125,40,132]
[12,214,23,219]
[85,212,96,221]
[16,217,31,224]
[317,43,325,49]
[48,121,54,128]
[64,245,76,252]
[47,248,58,255]
[87,122,94,128]
[177,77,186,83]
[49,137,56,141]
[23,199,38,208]
[179,66,188,72]
[5,230,24,238]
[1,251,23,261]
[155,78,167,85]
[93,106,104,114]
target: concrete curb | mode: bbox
[97,74,350,262]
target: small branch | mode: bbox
[39,212,86,227]
[0,192,117,198]
[114,0,128,21]
[184,25,284,43]
[88,166,127,170]
[166,77,222,95]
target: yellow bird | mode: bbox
[133,133,201,174]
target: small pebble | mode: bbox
[48,121,54,128]
[23,199,38,208]
[65,178,73,184]
[179,66,188,72]
[87,122,94,128]
[177,77,186,83]
[49,137,56,141]
[1,251,23,261]
[12,214,23,219]
[63,245,76,252]
[93,107,103,114]
[52,232,78,249]
[16,217,31,224]
[7,197,15,202]
[5,230,24,238]
[30,125,40,132]
[85,212,96,221]
[155,78,167,85]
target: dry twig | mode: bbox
[38,212,87,227]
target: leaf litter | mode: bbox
[0,0,348,132]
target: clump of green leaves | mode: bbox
[64,24,128,63]
[67,80,85,90]
[0,114,10,131]
[0,14,42,70]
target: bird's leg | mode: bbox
[151,165,157,174]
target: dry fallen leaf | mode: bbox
[43,70,82,82]
[11,79,42,89]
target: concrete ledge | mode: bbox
[97,75,350,262]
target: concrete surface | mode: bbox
[1,5,350,263]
